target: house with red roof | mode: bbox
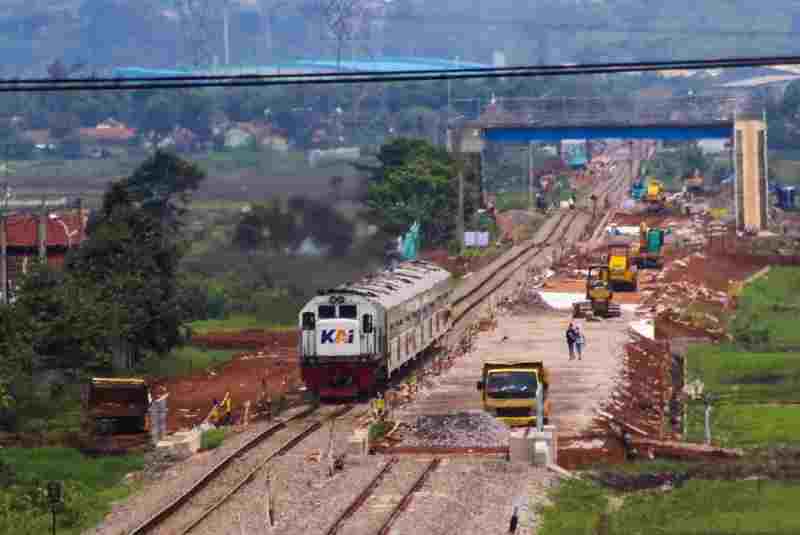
[79,119,137,157]
[1,210,88,296]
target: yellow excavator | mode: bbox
[573,265,622,318]
[643,178,667,212]
[607,240,639,291]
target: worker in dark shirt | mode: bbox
[566,323,577,360]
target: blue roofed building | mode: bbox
[111,57,491,78]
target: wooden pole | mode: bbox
[327,418,336,478]
[265,469,274,527]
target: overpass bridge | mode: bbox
[449,96,769,231]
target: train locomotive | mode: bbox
[299,260,453,398]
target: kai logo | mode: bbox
[320,329,354,344]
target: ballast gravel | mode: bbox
[403,412,511,449]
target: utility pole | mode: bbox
[0,210,6,306]
[223,0,231,66]
[528,142,534,209]
[38,196,47,263]
[0,182,9,305]
[447,56,459,126]
[455,128,465,251]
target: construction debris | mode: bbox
[403,412,511,449]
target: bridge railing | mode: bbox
[470,95,752,128]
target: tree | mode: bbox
[173,0,217,67]
[46,59,86,79]
[140,94,179,143]
[234,196,355,256]
[177,90,215,141]
[329,175,344,201]
[363,138,458,245]
[0,302,36,422]
[67,151,206,367]
[47,111,80,140]
[234,199,299,253]
[258,0,289,61]
[0,129,34,160]
[13,263,111,370]
[320,0,365,71]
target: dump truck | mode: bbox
[81,378,151,438]
[573,265,622,318]
[607,240,639,291]
[477,361,550,427]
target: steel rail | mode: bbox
[449,209,582,326]
[179,404,355,534]
[127,404,352,535]
[376,458,441,535]
[324,457,399,535]
[127,405,316,534]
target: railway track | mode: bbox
[448,208,583,327]
[128,404,354,535]
[324,457,441,535]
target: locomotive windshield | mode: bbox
[339,305,357,319]
[317,304,357,319]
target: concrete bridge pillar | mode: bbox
[733,118,768,232]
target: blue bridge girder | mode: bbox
[482,123,733,142]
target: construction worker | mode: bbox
[222,392,232,425]
[372,393,386,422]
[207,398,221,426]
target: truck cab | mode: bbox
[477,361,550,427]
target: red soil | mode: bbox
[151,331,301,432]
[191,329,299,350]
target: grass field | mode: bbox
[0,447,143,535]
[731,267,800,351]
[769,151,800,186]
[684,345,800,448]
[684,267,800,448]
[137,346,240,378]
[188,314,295,334]
[538,477,800,535]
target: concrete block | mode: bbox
[509,428,536,464]
[348,429,369,457]
[155,429,201,460]
[530,424,558,465]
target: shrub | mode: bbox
[368,420,391,443]
[200,428,226,450]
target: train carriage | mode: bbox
[299,260,453,398]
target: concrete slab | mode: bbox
[396,307,629,437]
[629,318,655,340]
[155,428,202,460]
[478,312,629,435]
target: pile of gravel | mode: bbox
[405,411,511,449]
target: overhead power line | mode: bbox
[7,53,800,86]
[1,54,800,92]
